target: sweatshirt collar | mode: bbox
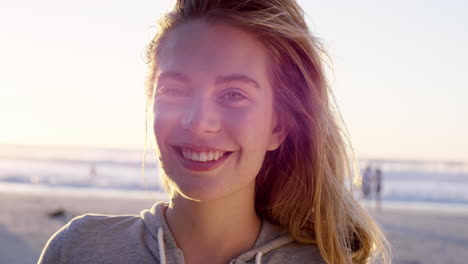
[140,202,294,264]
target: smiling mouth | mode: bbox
[173,146,232,162]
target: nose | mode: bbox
[180,95,221,134]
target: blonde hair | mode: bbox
[145,0,391,263]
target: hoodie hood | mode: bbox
[140,202,296,264]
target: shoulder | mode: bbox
[248,220,326,264]
[38,213,146,263]
[60,213,145,242]
[266,241,325,264]
[67,213,144,235]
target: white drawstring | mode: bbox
[158,227,166,264]
[255,252,263,264]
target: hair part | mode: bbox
[145,1,391,263]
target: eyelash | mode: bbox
[156,87,188,97]
[155,86,248,105]
[220,90,247,102]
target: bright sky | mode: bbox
[1,0,467,161]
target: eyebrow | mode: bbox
[215,74,260,89]
[156,71,189,83]
[156,71,260,89]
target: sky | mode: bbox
[0,0,467,161]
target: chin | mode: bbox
[170,177,254,203]
[171,181,230,202]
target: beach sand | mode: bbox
[368,206,468,264]
[0,191,158,264]
[1,191,467,264]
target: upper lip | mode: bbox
[173,143,230,152]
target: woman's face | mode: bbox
[153,20,284,201]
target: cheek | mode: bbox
[153,103,180,147]
[225,104,274,151]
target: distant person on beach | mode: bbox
[374,168,383,209]
[88,164,96,182]
[39,1,390,264]
[362,165,372,199]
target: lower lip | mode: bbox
[174,148,232,172]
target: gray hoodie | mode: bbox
[38,202,325,264]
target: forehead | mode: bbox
[157,20,271,84]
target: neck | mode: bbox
[165,185,261,264]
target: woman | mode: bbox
[39,0,390,263]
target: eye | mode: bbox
[220,90,247,102]
[156,86,189,97]
[165,88,186,96]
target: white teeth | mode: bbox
[199,152,207,162]
[180,148,226,162]
[207,152,214,161]
[190,151,198,161]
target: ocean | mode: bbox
[1,144,468,209]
